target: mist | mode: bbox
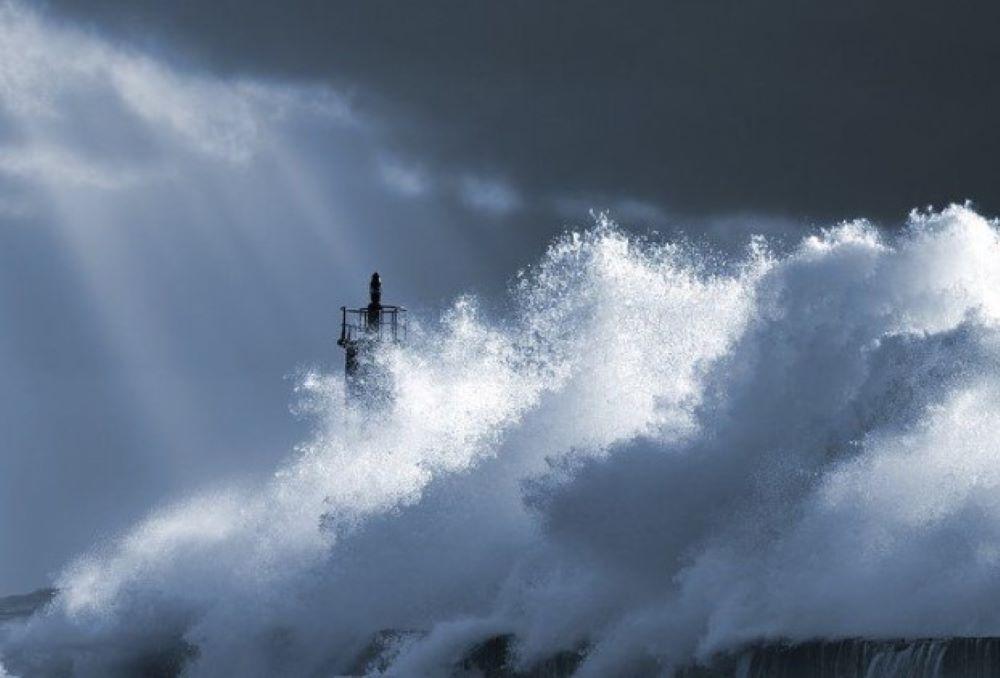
[2,203,1000,675]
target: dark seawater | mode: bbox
[0,591,55,623]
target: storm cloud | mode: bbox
[39,0,1000,223]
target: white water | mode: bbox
[3,205,1000,676]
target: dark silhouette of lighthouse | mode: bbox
[338,272,406,402]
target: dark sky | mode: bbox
[43,0,1000,221]
[1,0,998,593]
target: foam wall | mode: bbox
[4,206,1000,676]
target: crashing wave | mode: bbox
[4,205,1000,676]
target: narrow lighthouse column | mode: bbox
[337,272,406,404]
[366,272,382,334]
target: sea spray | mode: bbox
[4,206,1000,676]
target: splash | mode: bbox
[3,205,1000,676]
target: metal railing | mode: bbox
[339,305,407,344]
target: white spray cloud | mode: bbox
[6,204,1000,677]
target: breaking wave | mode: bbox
[4,205,1000,676]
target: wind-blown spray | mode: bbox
[4,206,1000,677]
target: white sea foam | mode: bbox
[4,205,1000,676]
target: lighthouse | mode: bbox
[337,272,406,402]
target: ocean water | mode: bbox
[4,205,1000,676]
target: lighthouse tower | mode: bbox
[337,272,406,402]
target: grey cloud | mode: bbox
[37,0,1000,223]
[458,175,522,216]
[377,156,431,198]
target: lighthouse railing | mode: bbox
[339,305,407,344]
